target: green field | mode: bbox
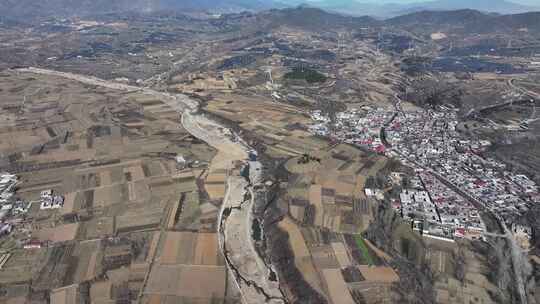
[354,235,375,266]
[284,67,327,83]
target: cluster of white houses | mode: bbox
[309,106,538,244]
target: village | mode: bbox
[309,105,538,247]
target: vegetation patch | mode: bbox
[354,235,375,266]
[284,67,327,83]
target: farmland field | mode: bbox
[354,236,375,266]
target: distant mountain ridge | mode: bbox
[1,0,539,20]
[391,0,538,16]
[386,9,493,25]
[291,0,540,18]
[261,6,380,30]
[387,9,540,32]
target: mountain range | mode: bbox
[387,9,540,33]
[0,0,538,20]
[265,7,540,34]
[298,0,540,18]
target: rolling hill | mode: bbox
[387,9,540,33]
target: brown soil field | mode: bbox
[61,192,78,215]
[115,211,162,233]
[321,268,355,304]
[0,248,47,284]
[331,242,352,268]
[357,266,399,283]
[311,246,340,269]
[160,232,222,266]
[93,184,125,207]
[99,171,113,186]
[34,223,80,243]
[204,184,226,201]
[193,233,220,266]
[82,217,115,239]
[145,265,226,299]
[161,232,188,265]
[89,281,112,303]
[278,217,325,295]
[205,173,227,184]
[50,284,78,304]
[70,240,101,283]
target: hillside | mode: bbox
[261,6,380,31]
[387,9,492,26]
[496,11,540,31]
[386,9,540,33]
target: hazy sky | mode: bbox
[305,0,539,6]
